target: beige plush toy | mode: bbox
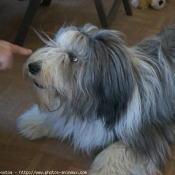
[131,0,166,9]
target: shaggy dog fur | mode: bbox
[17,24,175,175]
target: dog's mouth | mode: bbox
[33,79,44,89]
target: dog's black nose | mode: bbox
[159,0,163,5]
[28,62,41,75]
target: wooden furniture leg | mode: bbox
[14,0,52,46]
[94,0,132,28]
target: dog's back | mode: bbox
[134,24,175,62]
[158,24,175,46]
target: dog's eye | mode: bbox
[69,54,78,62]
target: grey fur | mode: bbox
[18,24,175,174]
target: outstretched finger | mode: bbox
[10,44,33,55]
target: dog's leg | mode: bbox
[88,142,160,175]
[17,105,51,140]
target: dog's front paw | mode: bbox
[17,105,49,140]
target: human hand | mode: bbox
[0,40,32,71]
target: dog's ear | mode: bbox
[90,30,135,128]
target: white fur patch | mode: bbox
[18,104,115,153]
[88,142,160,175]
[17,105,51,139]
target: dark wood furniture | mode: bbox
[14,0,132,46]
[94,0,132,28]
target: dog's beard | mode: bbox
[35,87,55,112]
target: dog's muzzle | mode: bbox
[28,61,41,75]
[28,61,44,89]
[33,79,44,89]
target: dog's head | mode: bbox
[24,24,134,128]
